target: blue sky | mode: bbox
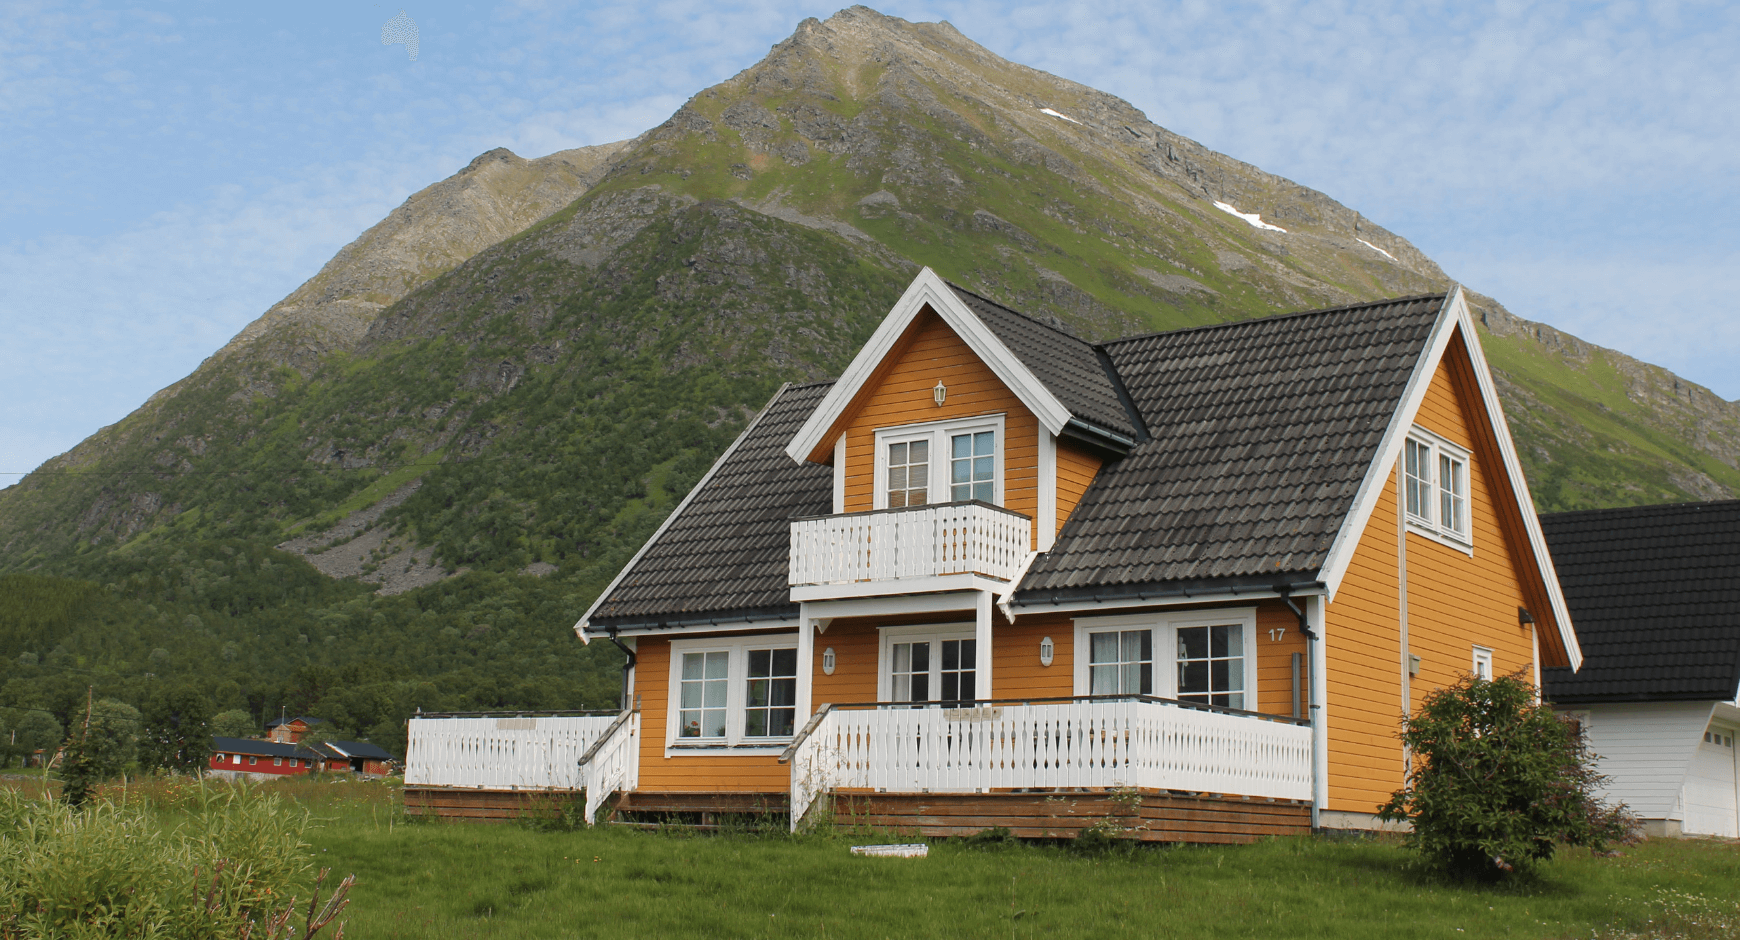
[3,1,1736,483]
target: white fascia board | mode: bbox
[572,384,794,641]
[790,573,1010,603]
[1316,290,1460,603]
[1314,288,1582,670]
[1450,289,1582,671]
[1009,585,1326,619]
[784,268,1073,464]
[800,590,989,620]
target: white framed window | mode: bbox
[1073,609,1259,711]
[666,635,800,750]
[273,757,283,766]
[1402,427,1472,552]
[873,415,1006,510]
[878,622,978,704]
[1472,646,1494,681]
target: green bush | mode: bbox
[1378,673,1635,879]
[0,782,338,938]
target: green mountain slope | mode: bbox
[1,6,1736,754]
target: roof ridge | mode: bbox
[1097,292,1449,349]
[1542,498,1740,521]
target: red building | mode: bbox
[311,740,396,776]
[265,716,325,744]
[209,736,320,778]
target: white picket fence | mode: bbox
[786,700,1312,829]
[404,715,618,789]
[789,501,1031,587]
[580,712,641,826]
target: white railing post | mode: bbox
[782,705,837,832]
[578,710,640,826]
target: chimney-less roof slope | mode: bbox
[1541,499,1740,704]
[1014,294,1445,602]
[948,285,1138,441]
[589,382,834,628]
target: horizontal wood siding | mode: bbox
[1254,601,1309,720]
[1325,469,1406,812]
[839,309,1042,546]
[1578,701,1713,820]
[634,636,788,792]
[811,619,880,705]
[1055,440,1102,538]
[994,611,1075,699]
[403,787,578,823]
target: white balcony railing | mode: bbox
[784,699,1313,830]
[404,713,619,789]
[789,500,1031,590]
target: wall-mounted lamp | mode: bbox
[822,647,836,676]
[933,381,947,406]
[1408,654,1421,678]
[1039,636,1054,667]
[1518,607,1535,626]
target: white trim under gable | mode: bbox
[784,268,1074,465]
[1314,287,1581,670]
[573,383,794,640]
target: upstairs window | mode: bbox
[1403,428,1472,549]
[875,416,1004,510]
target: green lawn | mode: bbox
[284,785,1740,940]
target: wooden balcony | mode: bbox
[783,697,1314,831]
[788,500,1032,601]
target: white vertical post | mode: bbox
[1038,430,1057,552]
[976,590,994,702]
[1308,593,1328,829]
[796,604,815,723]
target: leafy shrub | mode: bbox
[0,782,341,938]
[210,708,257,739]
[1378,673,1635,879]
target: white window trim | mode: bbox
[1402,426,1473,555]
[876,621,977,703]
[872,414,1007,510]
[1472,645,1494,681]
[1072,608,1259,709]
[665,634,799,754]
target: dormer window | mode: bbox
[1403,427,1471,551]
[874,415,1005,509]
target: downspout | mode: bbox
[606,627,637,712]
[1277,584,1323,830]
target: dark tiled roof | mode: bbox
[1540,500,1740,704]
[211,736,317,759]
[948,284,1138,440]
[589,382,834,627]
[316,740,395,761]
[1013,294,1446,602]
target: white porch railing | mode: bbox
[789,500,1031,587]
[784,699,1312,830]
[404,714,617,789]
[579,710,640,826]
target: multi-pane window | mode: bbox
[887,634,976,704]
[744,648,798,737]
[1177,624,1245,709]
[1405,439,1432,522]
[950,431,995,502]
[679,650,730,738]
[886,440,930,508]
[1088,630,1152,695]
[1472,646,1493,681]
[1404,430,1471,544]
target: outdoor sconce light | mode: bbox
[822,647,836,675]
[933,381,947,406]
[1408,654,1421,678]
[1518,607,1535,626]
[1039,636,1054,667]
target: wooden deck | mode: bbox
[403,786,1308,843]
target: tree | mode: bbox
[9,710,62,766]
[210,708,257,739]
[85,698,141,778]
[1378,673,1635,879]
[140,683,213,773]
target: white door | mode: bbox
[1682,727,1738,837]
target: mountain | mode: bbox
[1,6,1736,747]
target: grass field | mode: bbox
[5,775,1738,939]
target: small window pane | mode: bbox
[679,650,730,738]
[950,430,995,502]
[1090,629,1152,695]
[745,647,797,737]
[888,440,929,508]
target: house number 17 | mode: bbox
[1267,627,1287,642]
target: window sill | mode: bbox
[663,742,791,758]
[1405,519,1473,556]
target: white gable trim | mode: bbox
[785,268,1073,464]
[573,383,794,641]
[1315,287,1581,670]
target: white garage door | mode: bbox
[1682,727,1738,838]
